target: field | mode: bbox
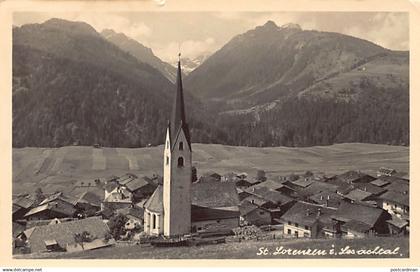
[18,236,408,259]
[12,143,409,194]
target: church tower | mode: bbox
[162,55,192,236]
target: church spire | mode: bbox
[170,54,191,148]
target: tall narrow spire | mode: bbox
[170,55,191,147]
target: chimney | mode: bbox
[317,208,322,216]
[327,195,330,200]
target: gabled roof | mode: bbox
[353,183,385,195]
[370,178,391,187]
[25,217,109,253]
[333,202,385,227]
[299,181,339,198]
[117,173,138,185]
[335,170,375,183]
[144,185,163,213]
[379,190,409,206]
[124,176,151,192]
[75,191,102,207]
[308,192,343,208]
[239,201,260,216]
[288,177,314,188]
[249,180,286,191]
[344,188,372,202]
[384,180,409,194]
[281,201,336,227]
[39,192,78,206]
[245,186,293,205]
[386,216,408,229]
[13,195,35,209]
[192,180,239,208]
[342,220,372,233]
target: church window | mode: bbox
[166,156,169,165]
[152,214,156,229]
[166,141,169,149]
[177,157,184,167]
[179,142,183,150]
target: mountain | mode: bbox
[186,20,408,108]
[185,21,409,147]
[101,29,178,83]
[172,54,210,75]
[12,18,227,148]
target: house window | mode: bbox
[179,142,183,150]
[166,156,169,165]
[259,211,265,215]
[294,231,298,237]
[305,225,309,230]
[177,157,184,167]
[295,223,299,227]
[287,229,291,234]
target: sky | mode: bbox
[13,12,409,63]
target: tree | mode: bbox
[34,187,45,205]
[74,231,93,250]
[256,170,267,182]
[191,166,198,183]
[108,213,128,240]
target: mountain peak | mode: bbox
[42,18,98,36]
[280,23,302,31]
[263,20,278,28]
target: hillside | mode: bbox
[12,143,409,194]
[101,29,178,82]
[185,21,409,147]
[12,18,226,148]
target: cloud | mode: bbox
[343,13,408,50]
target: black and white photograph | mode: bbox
[6,3,412,261]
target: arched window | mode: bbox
[166,156,169,165]
[152,214,156,229]
[166,141,169,149]
[179,141,184,150]
[177,157,184,167]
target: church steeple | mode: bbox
[170,54,191,149]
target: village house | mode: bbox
[23,192,77,221]
[73,191,102,217]
[332,202,391,238]
[377,167,397,177]
[13,194,35,221]
[122,175,158,202]
[190,181,240,232]
[281,201,339,238]
[15,217,113,253]
[329,170,376,184]
[102,186,133,211]
[239,201,271,226]
[308,191,343,209]
[70,179,105,204]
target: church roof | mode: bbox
[144,185,164,213]
[169,59,191,150]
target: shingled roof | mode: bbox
[379,190,409,206]
[192,181,239,208]
[144,185,163,213]
[333,202,386,227]
[24,217,109,253]
[281,201,337,227]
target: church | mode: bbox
[143,56,240,237]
